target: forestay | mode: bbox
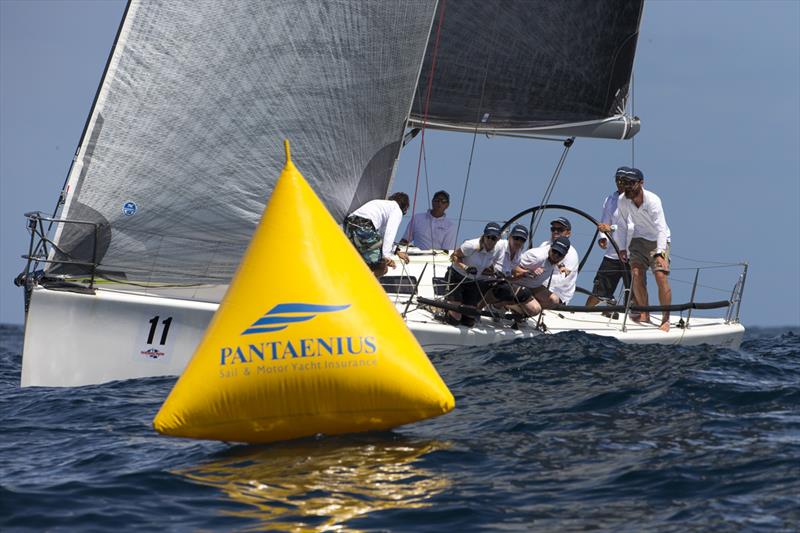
[50,0,437,286]
[410,0,644,138]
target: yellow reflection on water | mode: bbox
[175,436,452,531]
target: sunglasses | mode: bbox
[550,226,567,233]
[484,234,499,241]
[433,197,449,203]
[550,249,566,258]
[511,236,526,242]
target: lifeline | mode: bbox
[220,335,377,365]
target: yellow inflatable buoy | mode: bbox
[153,141,454,443]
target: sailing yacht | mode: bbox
[16,0,745,388]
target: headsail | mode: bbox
[410,0,644,139]
[50,0,437,285]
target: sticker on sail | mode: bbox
[122,201,138,216]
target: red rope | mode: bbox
[407,0,447,243]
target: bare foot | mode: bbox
[659,321,670,332]
[631,312,650,324]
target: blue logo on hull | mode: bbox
[242,303,350,335]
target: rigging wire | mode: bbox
[630,70,635,167]
[453,9,498,245]
[406,0,447,251]
[527,139,574,244]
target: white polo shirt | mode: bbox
[539,239,579,303]
[401,210,457,250]
[616,189,671,251]
[453,238,502,280]
[493,239,523,276]
[350,199,404,258]
[515,244,561,289]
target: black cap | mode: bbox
[550,217,571,230]
[615,166,644,181]
[433,190,450,202]
[510,224,529,240]
[551,236,571,256]
[483,222,502,237]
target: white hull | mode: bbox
[21,256,744,387]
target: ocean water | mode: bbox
[1,324,798,532]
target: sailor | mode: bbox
[586,171,631,309]
[537,217,580,304]
[445,222,503,327]
[482,224,533,310]
[507,236,572,318]
[399,190,457,250]
[614,167,673,332]
[344,192,411,277]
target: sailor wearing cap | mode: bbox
[445,222,504,326]
[399,190,457,250]
[482,224,533,310]
[493,224,529,276]
[506,236,572,318]
[537,217,580,304]
[587,170,629,308]
[614,166,673,332]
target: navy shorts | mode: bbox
[591,257,626,299]
[446,268,492,307]
[487,281,533,305]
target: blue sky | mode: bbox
[1,0,798,327]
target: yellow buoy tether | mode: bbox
[153,140,454,443]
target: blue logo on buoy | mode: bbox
[242,303,351,335]
[122,201,137,216]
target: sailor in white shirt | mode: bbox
[445,222,504,327]
[508,236,572,317]
[344,192,411,277]
[587,173,629,307]
[400,190,457,250]
[538,217,580,304]
[484,224,532,308]
[493,224,529,276]
[614,166,673,332]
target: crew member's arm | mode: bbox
[615,198,631,262]
[451,248,476,275]
[515,249,545,278]
[399,218,414,247]
[383,208,409,264]
[597,196,614,248]
[649,196,670,268]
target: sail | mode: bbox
[50,0,436,285]
[410,0,644,139]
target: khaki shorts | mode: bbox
[629,238,670,274]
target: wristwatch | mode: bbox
[653,249,665,258]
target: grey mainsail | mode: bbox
[50,0,437,285]
[410,0,644,139]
